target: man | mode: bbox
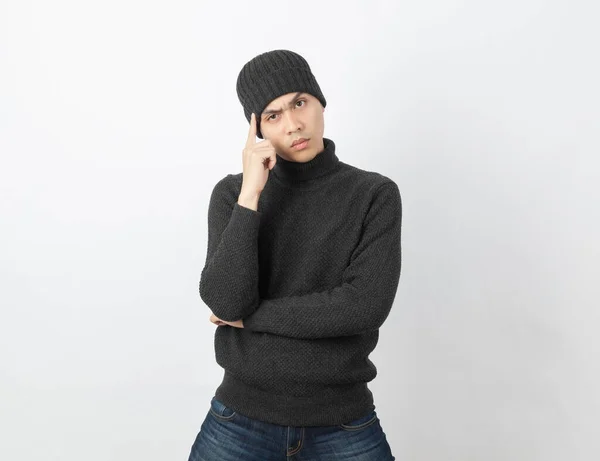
[188,49,401,460]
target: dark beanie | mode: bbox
[236,49,327,139]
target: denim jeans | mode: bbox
[187,396,395,460]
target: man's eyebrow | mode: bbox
[262,92,305,116]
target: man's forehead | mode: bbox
[263,92,305,112]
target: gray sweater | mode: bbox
[199,137,402,427]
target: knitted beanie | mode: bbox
[236,49,327,139]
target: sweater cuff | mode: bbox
[228,202,261,240]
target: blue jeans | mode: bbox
[187,396,395,460]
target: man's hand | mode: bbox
[210,313,244,329]
[238,113,276,210]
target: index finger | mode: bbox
[246,113,257,147]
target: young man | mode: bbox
[188,49,401,460]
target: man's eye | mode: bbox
[296,100,305,107]
[268,114,277,121]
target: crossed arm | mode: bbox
[201,178,402,339]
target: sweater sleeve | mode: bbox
[199,175,262,321]
[243,182,402,339]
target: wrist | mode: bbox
[237,193,260,210]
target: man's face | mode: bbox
[259,92,325,162]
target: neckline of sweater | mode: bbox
[271,137,340,184]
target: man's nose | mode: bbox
[283,110,301,133]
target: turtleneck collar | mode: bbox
[272,137,339,183]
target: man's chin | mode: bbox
[283,148,316,162]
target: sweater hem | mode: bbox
[214,371,375,427]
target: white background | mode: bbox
[1,1,598,460]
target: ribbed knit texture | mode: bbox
[236,49,327,139]
[199,138,402,427]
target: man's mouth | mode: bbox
[291,138,309,149]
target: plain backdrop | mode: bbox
[1,1,598,460]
